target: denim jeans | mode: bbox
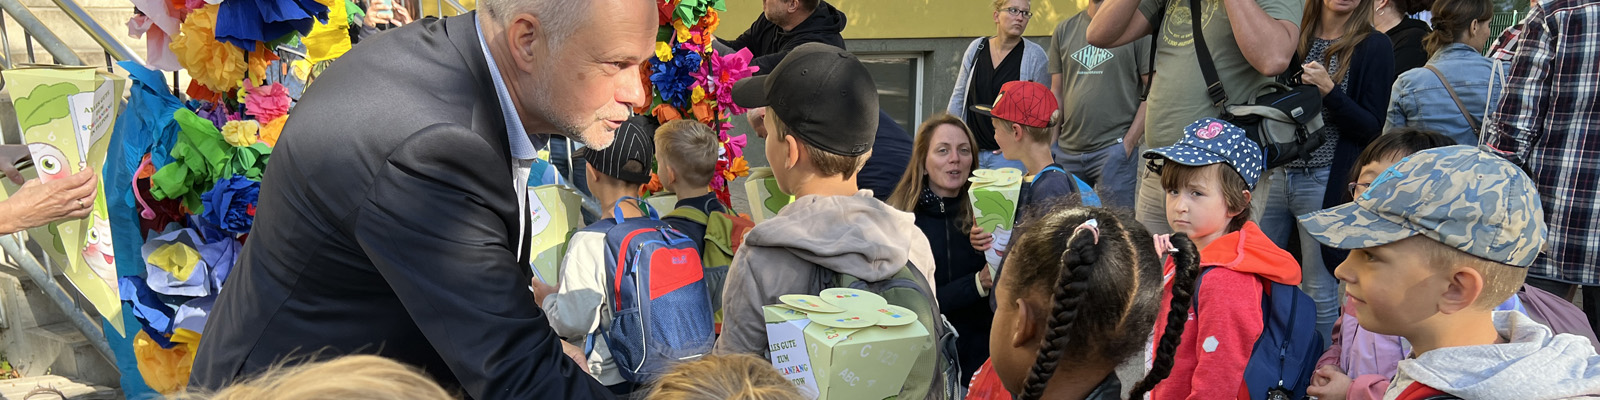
[977,150,1026,171]
[1258,166,1339,346]
[1053,142,1140,210]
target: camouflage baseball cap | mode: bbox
[1297,145,1547,267]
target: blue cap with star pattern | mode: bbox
[1142,118,1265,189]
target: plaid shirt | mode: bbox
[1483,0,1600,285]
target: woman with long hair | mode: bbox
[887,114,990,387]
[1383,0,1495,145]
[1259,0,1395,346]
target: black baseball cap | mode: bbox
[578,115,655,184]
[731,43,878,157]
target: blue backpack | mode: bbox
[585,198,716,383]
[1039,165,1101,207]
[1193,267,1322,400]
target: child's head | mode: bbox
[654,119,719,192]
[1348,128,1455,198]
[645,354,806,400]
[583,115,655,204]
[173,355,454,400]
[990,204,1202,400]
[1301,146,1546,337]
[731,43,878,195]
[971,80,1060,159]
[1145,119,1263,246]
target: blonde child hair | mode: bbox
[655,119,719,188]
[172,355,454,400]
[645,354,805,400]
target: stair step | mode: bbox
[0,375,116,399]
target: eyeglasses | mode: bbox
[1002,7,1033,19]
[1348,182,1372,196]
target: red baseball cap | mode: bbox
[970,80,1058,128]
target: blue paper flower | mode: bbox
[200,175,260,233]
[650,48,702,109]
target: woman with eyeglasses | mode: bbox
[948,0,1049,172]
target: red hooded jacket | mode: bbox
[1151,222,1301,400]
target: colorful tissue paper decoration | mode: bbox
[639,0,756,206]
[110,0,344,391]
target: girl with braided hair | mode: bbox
[966,204,1200,400]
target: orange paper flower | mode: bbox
[169,4,245,92]
[258,115,288,146]
[653,104,682,122]
[246,42,278,86]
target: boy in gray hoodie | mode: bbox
[716,43,940,396]
[1299,146,1600,400]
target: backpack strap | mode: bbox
[612,196,660,223]
[1424,65,1481,135]
[1188,0,1228,107]
[1038,165,1103,207]
[665,206,709,225]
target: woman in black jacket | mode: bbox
[1373,0,1433,76]
[888,114,989,387]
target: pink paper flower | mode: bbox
[245,82,291,122]
[709,48,758,115]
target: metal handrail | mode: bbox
[442,0,467,15]
[0,235,116,366]
[0,0,83,66]
[48,0,143,66]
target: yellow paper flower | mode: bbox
[169,4,245,92]
[674,20,692,43]
[150,242,200,280]
[134,330,195,394]
[259,115,288,147]
[291,59,313,81]
[655,41,674,62]
[247,43,278,86]
[222,120,261,147]
[691,86,706,105]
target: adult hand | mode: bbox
[747,108,768,139]
[560,340,588,369]
[530,277,557,308]
[0,170,97,235]
[391,4,412,26]
[364,0,393,27]
[969,225,993,252]
[1303,61,1334,96]
[0,145,30,184]
[1305,365,1351,400]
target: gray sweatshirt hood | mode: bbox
[742,190,925,283]
[1396,311,1600,399]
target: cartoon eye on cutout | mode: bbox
[38,154,60,176]
[85,225,99,245]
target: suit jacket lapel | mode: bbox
[447,12,531,266]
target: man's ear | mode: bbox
[1439,266,1487,314]
[506,14,550,73]
[1009,298,1041,349]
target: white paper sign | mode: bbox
[767,315,820,399]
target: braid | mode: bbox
[1129,233,1201,398]
[1017,227,1100,400]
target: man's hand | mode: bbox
[560,340,588,369]
[1306,365,1352,400]
[978,266,995,291]
[0,145,31,184]
[530,278,557,308]
[391,4,412,26]
[0,170,97,234]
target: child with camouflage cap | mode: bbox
[1299,145,1600,399]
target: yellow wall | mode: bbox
[717,0,1086,39]
[416,0,1082,39]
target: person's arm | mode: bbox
[1126,74,1152,153]
[713,246,769,357]
[538,231,609,340]
[1223,0,1302,76]
[1316,312,1346,369]
[937,259,987,312]
[1086,0,1157,48]
[717,18,763,53]
[1185,272,1264,399]
[1383,74,1410,134]
[1348,375,1391,400]
[0,169,97,235]
[1322,38,1395,147]
[948,39,982,116]
[353,124,610,399]
[1482,10,1556,167]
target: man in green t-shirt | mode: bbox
[1084,0,1301,234]
[1048,0,1151,210]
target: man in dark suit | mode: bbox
[189,0,656,398]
